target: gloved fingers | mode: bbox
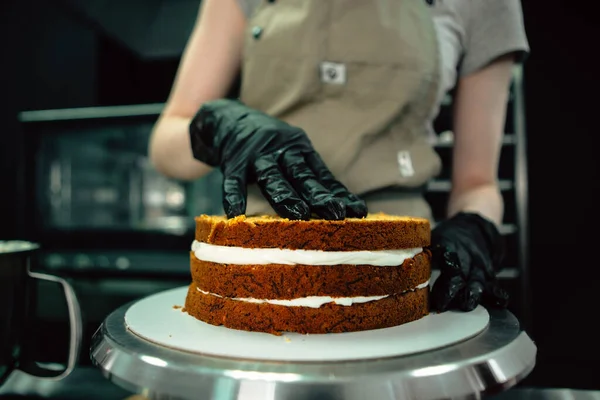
[468,262,508,309]
[280,151,345,220]
[428,244,445,269]
[463,268,509,310]
[304,151,368,218]
[431,249,464,278]
[482,281,510,309]
[330,183,368,218]
[457,280,484,311]
[222,169,248,218]
[469,249,497,280]
[430,273,466,312]
[254,155,310,220]
[472,214,507,268]
[189,108,220,167]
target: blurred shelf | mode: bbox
[426,179,514,192]
[39,250,190,277]
[499,223,517,235]
[431,222,517,235]
[431,267,520,283]
[433,131,516,148]
[497,268,520,278]
[18,103,165,122]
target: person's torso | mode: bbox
[238,0,442,219]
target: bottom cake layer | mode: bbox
[184,284,429,335]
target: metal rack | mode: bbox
[427,65,531,332]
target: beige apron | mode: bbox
[240,0,441,221]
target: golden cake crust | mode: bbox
[190,249,431,299]
[184,284,429,335]
[194,213,430,251]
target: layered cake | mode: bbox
[184,214,431,335]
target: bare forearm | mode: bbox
[447,183,503,227]
[149,115,212,181]
[147,0,245,181]
[447,55,515,229]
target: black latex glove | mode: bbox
[189,99,368,220]
[430,212,509,312]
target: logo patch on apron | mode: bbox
[320,62,346,85]
[397,151,415,177]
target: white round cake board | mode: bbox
[125,286,490,362]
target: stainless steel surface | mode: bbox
[0,241,40,254]
[27,119,223,233]
[91,305,536,400]
[491,389,600,400]
[19,102,221,240]
[6,366,597,400]
[27,269,82,380]
[0,366,132,399]
[0,241,82,382]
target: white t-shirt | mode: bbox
[427,0,530,135]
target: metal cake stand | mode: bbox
[90,304,536,400]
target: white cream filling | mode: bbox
[191,241,422,266]
[196,280,430,308]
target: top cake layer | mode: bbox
[194,213,430,251]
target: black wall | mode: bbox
[1,0,97,240]
[0,0,179,240]
[1,0,599,390]
[521,0,600,389]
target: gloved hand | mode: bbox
[189,99,368,220]
[430,212,509,312]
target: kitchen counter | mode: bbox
[1,366,599,400]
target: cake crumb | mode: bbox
[173,305,182,310]
[283,336,291,343]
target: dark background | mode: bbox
[1,0,599,391]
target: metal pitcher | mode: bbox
[0,241,82,386]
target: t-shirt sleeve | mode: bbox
[458,0,530,77]
[236,0,262,18]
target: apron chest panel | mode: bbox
[240,0,442,218]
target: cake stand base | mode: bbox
[91,288,536,400]
[124,286,491,362]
